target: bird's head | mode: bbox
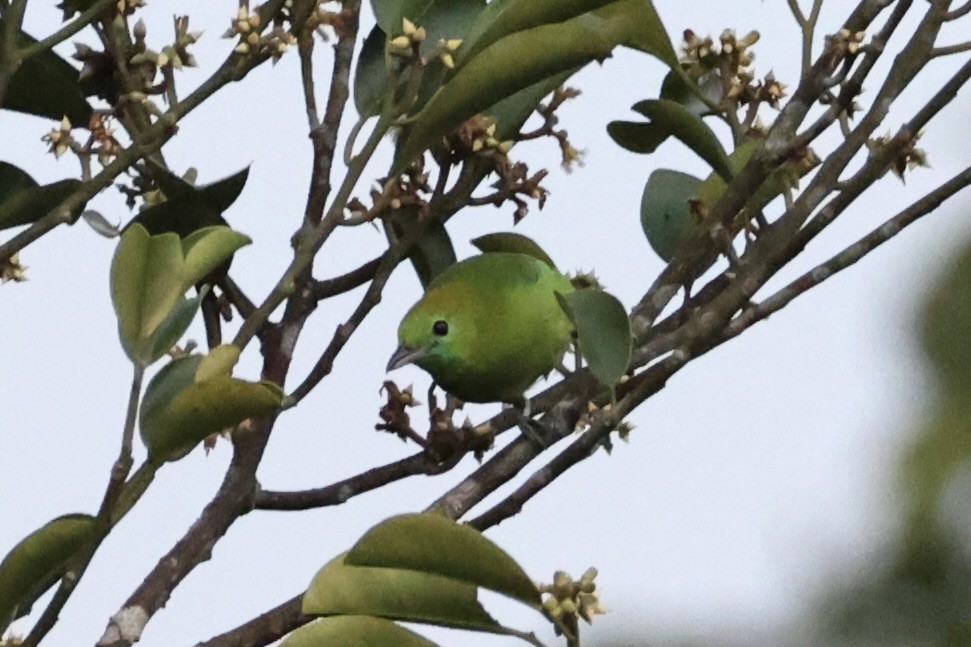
[386,287,476,375]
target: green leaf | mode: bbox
[110,225,186,364]
[557,289,632,393]
[0,162,84,231]
[419,0,485,57]
[180,226,251,288]
[592,0,676,62]
[0,514,95,634]
[389,208,457,288]
[282,616,441,647]
[372,0,434,35]
[455,0,618,69]
[606,120,669,154]
[394,1,675,170]
[346,513,541,606]
[198,166,250,213]
[640,169,702,263]
[486,68,576,140]
[304,553,502,632]
[145,163,251,215]
[145,288,208,364]
[696,137,761,208]
[110,225,249,365]
[471,232,557,269]
[0,21,93,124]
[659,67,722,116]
[195,344,241,382]
[627,99,732,180]
[354,26,388,118]
[139,354,283,462]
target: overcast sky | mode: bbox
[3,2,970,646]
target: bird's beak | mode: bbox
[386,344,429,372]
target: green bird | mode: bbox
[387,251,575,406]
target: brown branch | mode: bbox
[304,0,360,227]
[219,275,257,320]
[255,452,461,511]
[194,595,305,647]
[467,355,685,531]
[930,42,971,57]
[946,0,971,20]
[728,164,971,339]
[310,256,381,299]
[96,418,274,647]
[630,0,898,336]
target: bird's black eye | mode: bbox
[432,320,449,336]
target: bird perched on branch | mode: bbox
[387,251,574,409]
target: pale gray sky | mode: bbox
[3,2,969,646]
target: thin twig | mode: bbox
[930,42,971,57]
[729,164,971,339]
[945,0,971,20]
[311,256,381,299]
[24,365,144,647]
[255,452,460,510]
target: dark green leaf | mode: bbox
[0,162,36,196]
[659,67,722,116]
[304,552,503,632]
[629,99,732,180]
[0,20,93,124]
[487,68,576,140]
[372,0,434,35]
[126,197,226,238]
[640,169,702,262]
[57,0,98,20]
[346,513,541,606]
[389,208,457,288]
[455,0,619,69]
[419,0,485,57]
[557,289,632,393]
[0,176,83,231]
[471,232,556,269]
[145,163,251,215]
[354,26,389,118]
[0,514,95,634]
[606,120,669,154]
[282,616,441,647]
[394,1,675,170]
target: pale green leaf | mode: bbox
[180,225,251,290]
[346,513,541,606]
[140,355,282,462]
[145,288,208,364]
[0,514,95,634]
[195,344,241,383]
[282,616,441,647]
[471,232,557,269]
[304,552,502,632]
